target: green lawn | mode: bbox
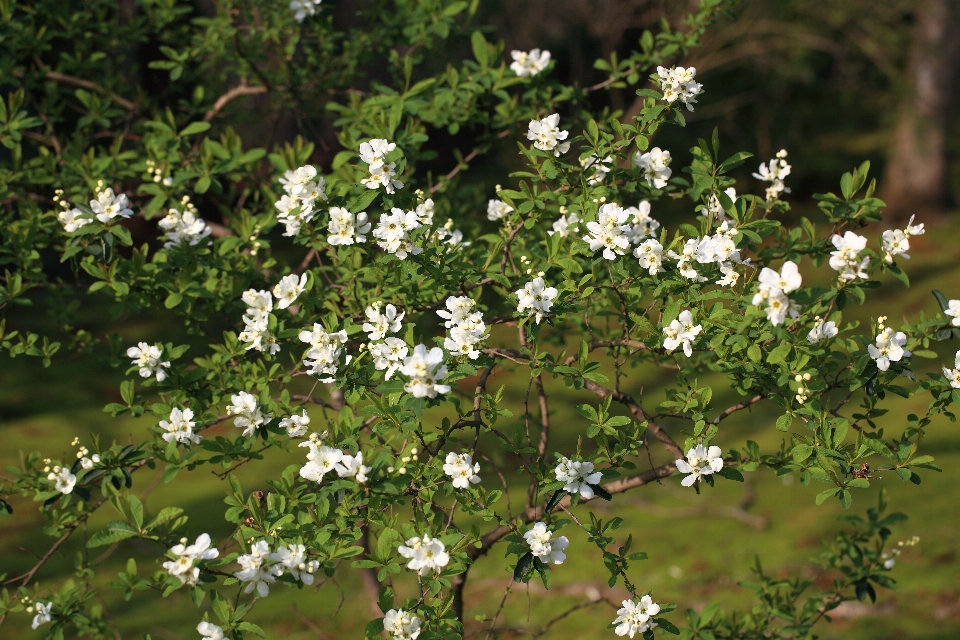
[3,217,960,639]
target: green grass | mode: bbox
[3,217,960,639]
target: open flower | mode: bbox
[526,114,569,157]
[159,407,201,445]
[443,452,481,489]
[555,456,603,498]
[613,595,660,637]
[510,49,551,77]
[383,608,422,640]
[401,345,451,398]
[127,342,171,382]
[197,621,225,640]
[272,273,307,310]
[868,327,910,371]
[662,310,702,357]
[524,522,569,565]
[162,533,219,585]
[32,602,53,629]
[398,535,449,576]
[633,147,672,188]
[47,467,76,494]
[675,444,723,486]
[335,451,371,483]
[516,277,558,324]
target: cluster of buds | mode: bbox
[145,159,173,186]
[877,316,888,332]
[881,535,920,569]
[387,447,418,475]
[794,372,812,404]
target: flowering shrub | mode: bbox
[0,0,953,638]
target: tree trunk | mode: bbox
[880,0,960,219]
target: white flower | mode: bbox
[752,261,802,327]
[717,262,740,287]
[31,602,53,629]
[90,187,134,223]
[667,238,706,282]
[443,452,481,489]
[79,454,101,470]
[868,327,910,371]
[275,165,327,236]
[363,302,405,341]
[234,540,282,597]
[943,351,960,388]
[881,229,910,263]
[299,436,344,483]
[398,535,450,576]
[548,212,580,237]
[623,201,660,244]
[807,319,839,345]
[437,296,477,328]
[555,456,602,498]
[58,207,92,232]
[127,342,171,382]
[383,608,422,640]
[416,198,435,226]
[158,207,211,247]
[634,238,664,275]
[580,154,612,185]
[370,337,409,380]
[359,139,404,194]
[523,522,569,565]
[663,310,702,357]
[583,203,632,260]
[269,543,319,585]
[656,65,702,111]
[239,289,278,354]
[487,199,514,221]
[163,533,219,585]
[373,208,421,258]
[228,391,272,437]
[510,49,551,77]
[945,300,960,327]
[905,214,925,237]
[159,407,201,445]
[828,231,870,282]
[633,147,672,189]
[197,621,225,640]
[753,150,792,201]
[444,323,485,359]
[400,345,451,398]
[335,451,371,483]
[298,324,349,382]
[47,467,76,494]
[700,187,737,222]
[280,409,310,437]
[675,444,724,487]
[526,114,570,157]
[516,277,558,324]
[432,219,471,252]
[272,273,307,310]
[327,206,371,246]
[613,595,661,637]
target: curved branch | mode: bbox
[204,79,268,122]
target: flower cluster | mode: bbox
[374,208,422,258]
[549,209,580,237]
[238,289,278,354]
[581,153,612,185]
[613,595,661,637]
[162,533,219,585]
[524,522,569,565]
[439,295,487,359]
[234,541,283,597]
[401,345,451,398]
[676,444,724,486]
[197,621,225,640]
[634,238,665,275]
[398,535,450,576]
[298,324,349,382]
[158,197,211,247]
[272,273,308,311]
[623,201,660,244]
[828,231,870,281]
[383,608,422,640]
[280,409,311,437]
[794,372,813,405]
[807,317,839,345]
[881,215,925,263]
[299,433,370,484]
[699,187,737,222]
[227,391,273,437]
[868,319,910,371]
[753,149,791,201]
[665,221,744,285]
[442,452,481,489]
[159,407,201,444]
[943,350,960,388]
[47,465,76,494]
[527,114,570,157]
[326,206,371,246]
[584,203,632,260]
[516,275,558,324]
[633,147,672,188]
[752,261,802,326]
[275,165,327,236]
[431,218,470,251]
[289,0,322,22]
[510,49,551,77]
[662,310,702,357]
[656,65,702,111]
[555,456,602,498]
[360,138,403,194]
[126,342,171,382]
[72,440,100,470]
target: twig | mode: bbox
[204,78,268,122]
[290,602,331,639]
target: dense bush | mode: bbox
[0,0,954,638]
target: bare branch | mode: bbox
[204,79,268,122]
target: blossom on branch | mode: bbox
[633,147,672,188]
[159,407,201,445]
[662,310,702,357]
[383,608,422,640]
[443,452,481,489]
[675,444,723,487]
[526,114,570,157]
[401,345,451,398]
[510,49,551,77]
[555,456,602,498]
[516,276,558,324]
[398,535,449,576]
[613,595,661,637]
[524,522,569,565]
[162,533,219,585]
[127,342,171,382]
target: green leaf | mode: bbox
[179,121,211,137]
[815,488,839,505]
[717,467,743,482]
[195,176,211,194]
[932,289,951,313]
[514,552,534,582]
[766,343,791,364]
[545,490,566,513]
[87,521,138,547]
[470,31,488,67]
[348,189,379,213]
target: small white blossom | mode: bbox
[298,324,349,382]
[335,451,371,483]
[807,319,839,345]
[363,302,405,341]
[370,337,409,380]
[437,296,477,328]
[158,205,211,247]
[753,149,791,201]
[526,114,570,157]
[90,186,134,223]
[700,187,737,222]
[359,139,403,194]
[752,261,802,327]
[275,165,327,236]
[583,203,632,260]
[656,66,703,111]
[280,409,310,437]
[634,238,664,275]
[662,310,702,357]
[31,602,53,630]
[623,201,660,244]
[431,219,471,252]
[868,327,910,371]
[415,198,435,226]
[523,522,569,565]
[633,147,672,188]
[289,0,322,22]
[398,535,450,576]
[228,391,273,437]
[239,289,279,354]
[47,467,76,494]
[548,212,580,237]
[299,438,344,483]
[487,199,514,221]
[675,444,724,487]
[945,300,960,327]
[269,543,319,585]
[197,621,225,640]
[58,207,92,232]
[942,350,960,388]
[162,533,219,585]
[667,238,706,282]
[828,231,870,282]
[613,595,661,637]
[555,456,602,498]
[373,208,422,258]
[400,345,451,398]
[234,540,282,597]
[383,608,422,640]
[272,273,307,310]
[79,454,101,470]
[510,49,551,77]
[882,216,924,263]
[516,277,558,324]
[327,206,371,246]
[443,452,481,489]
[580,154,612,185]
[159,407,201,445]
[127,342,171,382]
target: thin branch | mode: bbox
[290,602,332,639]
[17,68,138,112]
[204,79,268,122]
[712,394,766,425]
